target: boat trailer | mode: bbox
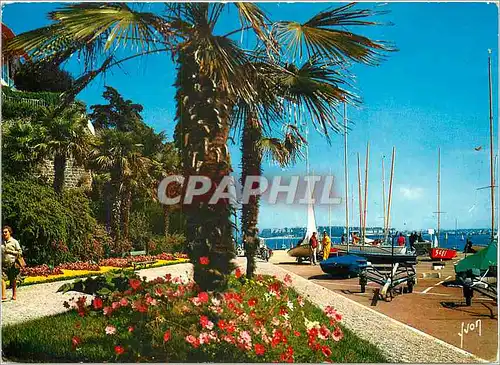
[359,258,417,303]
[456,267,497,306]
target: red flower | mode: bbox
[71,336,81,348]
[198,291,209,303]
[254,343,266,356]
[235,267,242,278]
[114,345,125,355]
[129,278,141,290]
[294,331,301,337]
[103,306,112,316]
[128,326,134,332]
[217,320,227,330]
[199,256,210,265]
[247,297,258,307]
[92,297,103,310]
[283,274,292,285]
[322,346,332,357]
[163,330,171,342]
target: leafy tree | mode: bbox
[14,61,74,92]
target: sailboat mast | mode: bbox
[343,103,349,251]
[386,147,396,243]
[382,157,387,238]
[488,50,495,239]
[357,153,363,240]
[363,142,370,244]
[437,148,441,239]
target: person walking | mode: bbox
[2,226,23,301]
[322,231,331,260]
[309,232,318,265]
[397,232,406,247]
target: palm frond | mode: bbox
[274,3,395,64]
[5,3,173,68]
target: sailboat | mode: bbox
[429,148,457,260]
[287,117,319,263]
[287,196,318,261]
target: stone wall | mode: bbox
[38,157,92,190]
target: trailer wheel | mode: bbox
[463,284,473,306]
[465,294,472,306]
[298,257,303,264]
[407,283,413,293]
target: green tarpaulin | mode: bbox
[455,240,497,274]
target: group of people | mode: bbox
[308,231,332,265]
[1,226,23,301]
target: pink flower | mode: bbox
[105,325,116,335]
[199,256,210,265]
[186,334,200,348]
[332,327,343,342]
[103,306,112,316]
[71,336,81,348]
[119,298,129,307]
[297,296,305,307]
[199,315,214,330]
[128,326,134,332]
[111,301,121,310]
[319,325,331,340]
[283,274,292,285]
[154,287,163,296]
[146,296,157,306]
[254,343,266,356]
[199,332,211,345]
[271,317,280,326]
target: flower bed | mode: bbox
[20,257,189,286]
[2,268,386,363]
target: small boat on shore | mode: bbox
[429,247,457,260]
[320,254,368,277]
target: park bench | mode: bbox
[127,250,157,270]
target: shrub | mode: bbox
[147,234,186,255]
[1,176,97,265]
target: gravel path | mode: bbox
[1,260,488,363]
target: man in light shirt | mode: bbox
[2,226,22,301]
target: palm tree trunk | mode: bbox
[174,50,235,291]
[163,205,170,237]
[110,168,122,254]
[241,116,263,278]
[53,153,67,194]
[121,186,132,244]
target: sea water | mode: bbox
[260,233,492,251]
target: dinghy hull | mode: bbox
[429,248,457,260]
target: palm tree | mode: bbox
[35,102,93,194]
[4,2,392,290]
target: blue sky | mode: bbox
[2,2,499,230]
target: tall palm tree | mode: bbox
[35,102,93,194]
[4,2,392,290]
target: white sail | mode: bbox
[303,200,317,245]
[433,235,439,248]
